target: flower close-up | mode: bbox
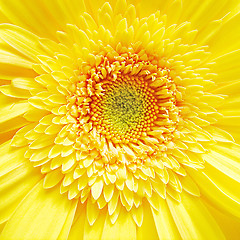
[0,0,240,239]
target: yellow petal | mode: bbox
[131,205,143,227]
[210,49,240,85]
[202,143,240,183]
[86,200,100,226]
[83,208,107,240]
[29,146,52,161]
[101,207,136,240]
[0,140,27,177]
[206,201,240,240]
[91,178,104,200]
[56,199,78,240]
[10,123,36,147]
[108,190,119,215]
[136,200,159,240]
[180,174,200,197]
[0,0,84,40]
[0,163,41,224]
[49,144,63,158]
[29,134,55,149]
[202,162,240,204]
[188,167,240,220]
[207,12,240,56]
[67,203,86,240]
[0,40,36,80]
[0,24,45,60]
[0,116,27,134]
[151,197,181,240]
[43,168,64,189]
[103,183,114,202]
[0,95,32,124]
[0,180,73,240]
[0,48,33,69]
[167,191,225,240]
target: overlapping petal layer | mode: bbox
[0,0,240,239]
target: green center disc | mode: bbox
[102,83,146,133]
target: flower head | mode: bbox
[0,0,240,239]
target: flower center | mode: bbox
[91,75,158,143]
[67,52,181,151]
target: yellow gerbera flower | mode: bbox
[0,0,240,239]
